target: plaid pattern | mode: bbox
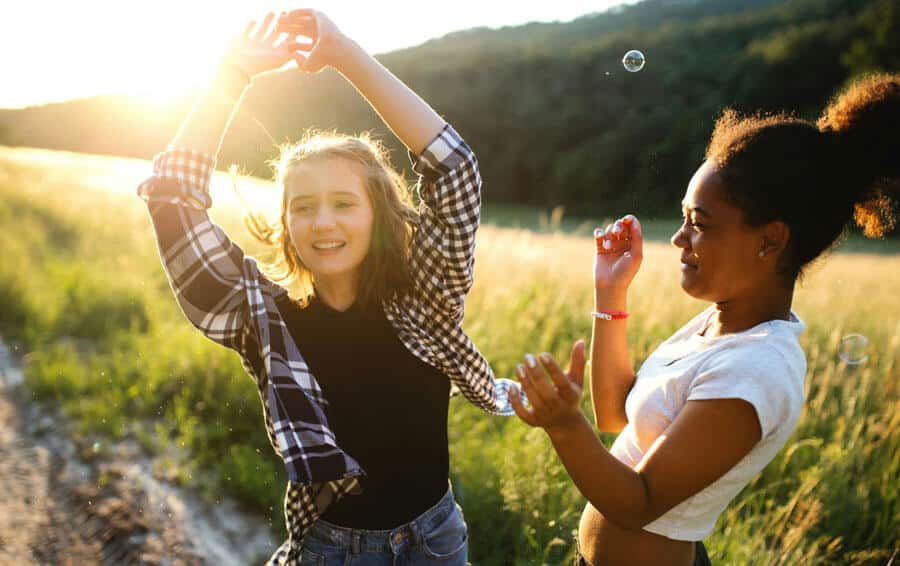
[138,125,516,564]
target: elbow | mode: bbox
[587,472,663,531]
[595,417,627,434]
[593,410,628,434]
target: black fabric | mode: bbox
[277,294,451,529]
[694,541,712,566]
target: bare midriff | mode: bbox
[579,504,696,566]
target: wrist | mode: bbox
[213,64,252,100]
[330,34,363,71]
[545,411,588,441]
[328,36,371,79]
[594,288,628,310]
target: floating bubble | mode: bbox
[92,442,101,453]
[838,334,869,365]
[622,50,646,72]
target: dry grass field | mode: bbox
[1,147,897,564]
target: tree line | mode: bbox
[1,0,896,219]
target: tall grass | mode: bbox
[1,147,897,564]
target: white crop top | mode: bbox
[609,307,807,541]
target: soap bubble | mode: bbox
[622,50,646,72]
[838,334,869,365]
[92,442,101,453]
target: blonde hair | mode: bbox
[245,131,418,310]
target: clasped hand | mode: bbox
[510,340,587,434]
[224,9,344,80]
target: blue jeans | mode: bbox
[299,487,468,565]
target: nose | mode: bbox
[312,207,336,231]
[671,223,688,249]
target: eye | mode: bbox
[291,203,314,213]
[682,214,704,230]
[335,200,355,209]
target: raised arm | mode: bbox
[139,14,305,351]
[279,9,445,154]
[280,10,481,319]
[589,215,643,432]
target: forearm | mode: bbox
[170,67,249,155]
[590,288,635,432]
[547,415,655,530]
[332,39,445,155]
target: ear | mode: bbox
[760,220,790,257]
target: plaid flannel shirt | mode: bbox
[138,124,520,564]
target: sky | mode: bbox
[1,0,633,109]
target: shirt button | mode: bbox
[393,532,404,545]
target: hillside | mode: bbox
[1,0,896,215]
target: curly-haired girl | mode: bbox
[510,73,899,566]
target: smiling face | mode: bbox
[670,160,775,302]
[284,157,374,290]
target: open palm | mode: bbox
[224,12,312,79]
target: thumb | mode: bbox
[568,339,587,388]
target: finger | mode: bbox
[610,220,625,240]
[523,354,560,407]
[280,8,316,21]
[537,352,570,392]
[623,214,643,260]
[510,384,539,426]
[304,42,326,72]
[293,53,309,71]
[567,340,587,389]
[242,20,256,38]
[517,363,550,415]
[253,12,276,41]
[278,37,314,54]
[595,227,613,254]
[277,20,317,37]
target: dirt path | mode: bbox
[0,341,277,565]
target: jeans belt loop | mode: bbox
[408,519,423,547]
[351,530,361,555]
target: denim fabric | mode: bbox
[299,487,467,565]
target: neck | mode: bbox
[314,274,359,312]
[707,285,794,337]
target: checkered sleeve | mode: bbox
[409,124,482,322]
[137,148,252,353]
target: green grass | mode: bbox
[1,146,898,565]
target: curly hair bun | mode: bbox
[818,73,899,237]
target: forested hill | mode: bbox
[1,0,896,216]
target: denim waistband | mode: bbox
[305,485,457,554]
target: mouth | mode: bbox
[680,256,698,270]
[311,240,346,252]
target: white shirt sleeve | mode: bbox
[686,344,795,440]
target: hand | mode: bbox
[222,12,310,80]
[277,9,349,73]
[594,214,643,293]
[510,340,587,434]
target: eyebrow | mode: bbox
[681,202,712,217]
[289,191,361,202]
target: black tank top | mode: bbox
[276,294,451,529]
